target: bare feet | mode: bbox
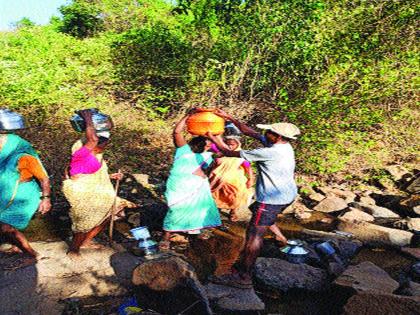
[66,250,82,260]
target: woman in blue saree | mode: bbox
[0,132,51,269]
[161,114,221,249]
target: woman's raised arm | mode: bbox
[173,115,188,148]
[79,110,98,150]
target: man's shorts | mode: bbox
[249,202,291,226]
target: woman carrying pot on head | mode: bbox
[209,135,254,221]
[0,112,51,270]
[160,113,222,250]
[63,110,134,257]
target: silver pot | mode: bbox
[70,108,113,132]
[281,239,309,264]
[0,109,25,130]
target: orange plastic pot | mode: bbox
[186,108,225,136]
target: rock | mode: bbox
[411,262,420,282]
[358,195,376,205]
[385,165,411,182]
[317,187,356,202]
[0,241,138,315]
[400,247,420,260]
[399,195,420,217]
[407,218,420,232]
[255,258,329,293]
[205,283,265,312]
[339,207,375,222]
[313,196,348,213]
[132,255,212,315]
[337,220,413,247]
[343,292,420,315]
[307,192,325,203]
[329,238,363,261]
[127,212,141,226]
[282,198,313,219]
[350,202,400,219]
[132,255,198,290]
[406,176,420,194]
[333,261,399,294]
[399,281,420,297]
[132,173,150,186]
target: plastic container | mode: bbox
[70,108,113,132]
[0,109,25,130]
[130,226,151,240]
[186,108,225,136]
[315,241,336,256]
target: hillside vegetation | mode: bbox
[0,0,418,188]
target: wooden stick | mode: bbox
[109,169,122,243]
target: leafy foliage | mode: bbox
[0,0,418,178]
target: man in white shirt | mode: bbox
[207,109,300,289]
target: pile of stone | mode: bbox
[283,164,419,249]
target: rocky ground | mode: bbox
[0,164,419,315]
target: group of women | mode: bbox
[0,109,254,268]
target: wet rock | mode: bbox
[333,261,399,294]
[399,281,420,297]
[205,283,265,312]
[342,292,420,315]
[132,255,212,315]
[329,238,363,261]
[406,176,420,194]
[313,196,348,213]
[384,165,411,182]
[400,247,420,260]
[338,220,413,247]
[350,202,400,219]
[317,187,356,203]
[339,207,375,222]
[411,262,420,282]
[255,258,329,293]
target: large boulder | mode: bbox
[313,196,348,213]
[407,217,420,232]
[205,283,265,312]
[350,202,400,219]
[132,255,212,315]
[339,207,375,223]
[333,261,399,294]
[337,220,413,247]
[255,258,329,293]
[342,292,420,315]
